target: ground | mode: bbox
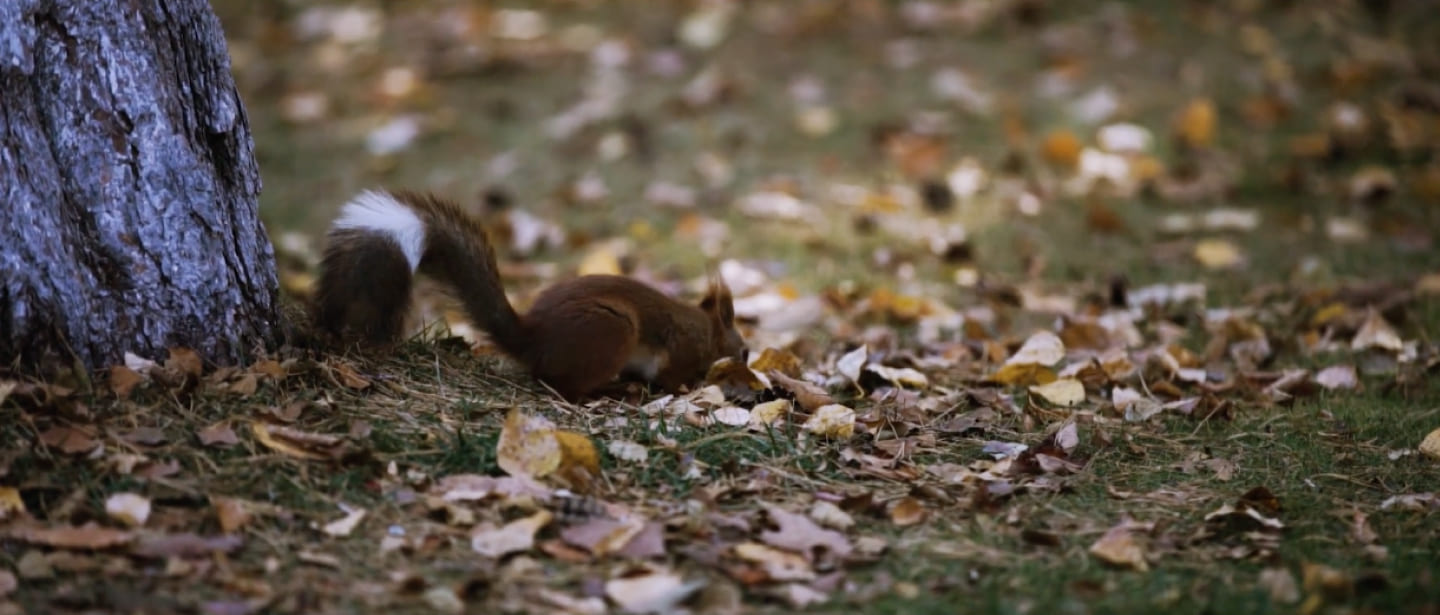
[3,1,1440,614]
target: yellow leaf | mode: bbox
[990,363,1057,387]
[576,245,623,276]
[1420,427,1440,460]
[748,347,802,377]
[1193,238,1244,269]
[1029,378,1086,406]
[1006,331,1065,366]
[1089,524,1148,571]
[0,486,26,521]
[555,430,601,486]
[497,409,561,479]
[802,404,855,439]
[1041,130,1083,168]
[251,422,328,460]
[1175,98,1216,147]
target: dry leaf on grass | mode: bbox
[1418,427,1440,460]
[1089,522,1148,571]
[251,423,345,460]
[5,522,134,550]
[803,404,856,438]
[1029,378,1085,406]
[320,507,366,537]
[768,371,834,411]
[104,493,151,528]
[760,503,853,563]
[734,542,815,582]
[605,568,706,615]
[497,409,562,479]
[471,509,552,558]
[0,488,26,521]
[198,423,240,447]
[212,497,253,533]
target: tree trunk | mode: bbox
[0,0,279,371]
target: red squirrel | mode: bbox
[313,189,747,401]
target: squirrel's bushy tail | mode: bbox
[314,190,526,353]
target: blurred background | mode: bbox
[213,0,1440,340]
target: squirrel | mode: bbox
[312,189,747,401]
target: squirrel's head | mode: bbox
[699,273,747,363]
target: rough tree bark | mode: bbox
[0,0,279,371]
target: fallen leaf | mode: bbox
[227,373,259,397]
[166,347,204,378]
[749,399,792,428]
[607,440,648,463]
[712,406,751,426]
[866,364,929,389]
[0,487,26,521]
[1260,567,1301,604]
[496,409,561,479]
[38,426,100,455]
[320,507,366,537]
[748,348,803,377]
[108,366,144,398]
[1194,238,1244,269]
[6,522,134,550]
[104,493,151,528]
[212,497,253,533]
[1174,98,1216,147]
[1089,522,1148,571]
[888,497,927,526]
[198,423,240,447]
[1041,130,1083,168]
[808,501,854,530]
[802,404,856,439]
[555,430,601,487]
[837,345,868,386]
[0,569,14,598]
[1314,365,1358,390]
[250,423,332,461]
[1029,378,1085,406]
[330,362,371,390]
[561,517,647,557]
[605,568,705,614]
[1351,309,1403,352]
[1419,427,1440,460]
[733,542,815,582]
[768,372,834,411]
[130,533,243,559]
[1006,331,1066,366]
[471,509,552,558]
[760,503,853,563]
[422,586,464,615]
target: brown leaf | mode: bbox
[759,503,852,564]
[497,409,561,479]
[768,371,835,412]
[733,542,815,582]
[130,533,243,559]
[0,487,26,521]
[198,423,240,447]
[561,518,647,557]
[330,362,372,390]
[107,366,144,399]
[250,359,286,381]
[887,497,927,527]
[0,569,15,598]
[227,373,259,397]
[250,423,342,461]
[6,522,134,550]
[1089,522,1148,571]
[212,497,253,533]
[165,347,205,378]
[38,426,99,455]
[748,348,803,377]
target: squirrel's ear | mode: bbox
[705,270,735,325]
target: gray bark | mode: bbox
[0,0,279,371]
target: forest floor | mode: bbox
[4,1,1440,614]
